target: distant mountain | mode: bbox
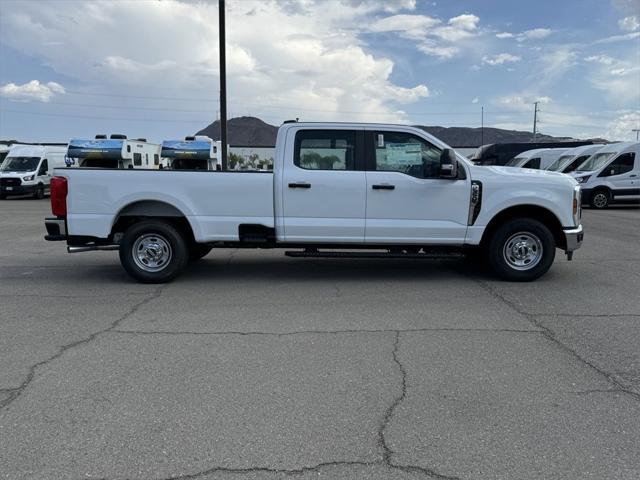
[196,116,600,147]
[196,116,278,146]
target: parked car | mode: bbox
[572,142,639,208]
[44,122,583,283]
[546,144,605,174]
[0,144,67,199]
[504,148,570,170]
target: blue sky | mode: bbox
[0,0,638,143]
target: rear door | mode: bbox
[281,128,366,243]
[364,130,471,244]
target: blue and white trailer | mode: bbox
[161,136,221,171]
[66,135,161,169]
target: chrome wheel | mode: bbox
[132,233,172,272]
[592,192,608,208]
[503,232,543,271]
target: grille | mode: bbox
[0,178,22,187]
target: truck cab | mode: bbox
[1,144,67,199]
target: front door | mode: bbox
[281,128,366,243]
[364,130,470,244]
[601,152,638,200]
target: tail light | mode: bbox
[50,176,68,217]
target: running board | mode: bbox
[284,250,464,260]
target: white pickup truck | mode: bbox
[44,122,583,283]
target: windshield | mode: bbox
[547,154,574,171]
[505,156,525,167]
[0,156,40,172]
[576,152,614,172]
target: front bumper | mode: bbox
[563,224,584,258]
[0,184,37,196]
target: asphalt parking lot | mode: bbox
[1,198,639,480]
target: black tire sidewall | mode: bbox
[590,189,610,209]
[34,185,44,199]
[119,221,188,283]
[488,219,556,281]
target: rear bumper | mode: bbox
[563,224,583,253]
[44,217,67,241]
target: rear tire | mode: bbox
[589,189,610,209]
[488,218,555,281]
[189,244,213,261]
[119,221,189,283]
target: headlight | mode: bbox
[22,175,35,181]
[576,175,590,184]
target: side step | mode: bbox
[284,249,465,260]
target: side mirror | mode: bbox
[439,149,458,179]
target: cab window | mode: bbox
[294,130,355,170]
[564,155,589,173]
[523,157,541,169]
[38,159,48,176]
[372,131,441,178]
[599,152,635,177]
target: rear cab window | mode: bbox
[294,130,356,170]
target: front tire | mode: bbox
[33,185,45,200]
[590,189,610,209]
[119,221,189,283]
[488,218,555,281]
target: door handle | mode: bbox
[288,182,311,189]
[630,174,637,178]
[372,184,395,190]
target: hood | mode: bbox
[470,165,578,187]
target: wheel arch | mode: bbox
[481,204,566,250]
[110,200,197,244]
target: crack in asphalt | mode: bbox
[111,327,541,336]
[474,279,640,401]
[0,286,165,411]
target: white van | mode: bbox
[66,135,161,169]
[572,142,639,208]
[505,148,570,170]
[545,144,604,174]
[0,145,67,199]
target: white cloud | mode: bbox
[0,80,65,102]
[594,31,640,43]
[367,12,480,58]
[496,28,552,42]
[482,53,521,65]
[496,93,552,111]
[471,97,479,104]
[606,112,640,140]
[619,15,640,31]
[0,1,428,123]
[584,54,616,65]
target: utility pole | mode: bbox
[532,101,539,142]
[481,106,484,147]
[218,0,228,171]
[633,129,640,141]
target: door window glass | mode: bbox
[564,155,589,173]
[373,131,442,178]
[599,152,635,177]
[294,130,355,170]
[38,159,48,176]
[133,153,142,166]
[524,157,541,169]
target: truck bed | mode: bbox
[56,168,274,242]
